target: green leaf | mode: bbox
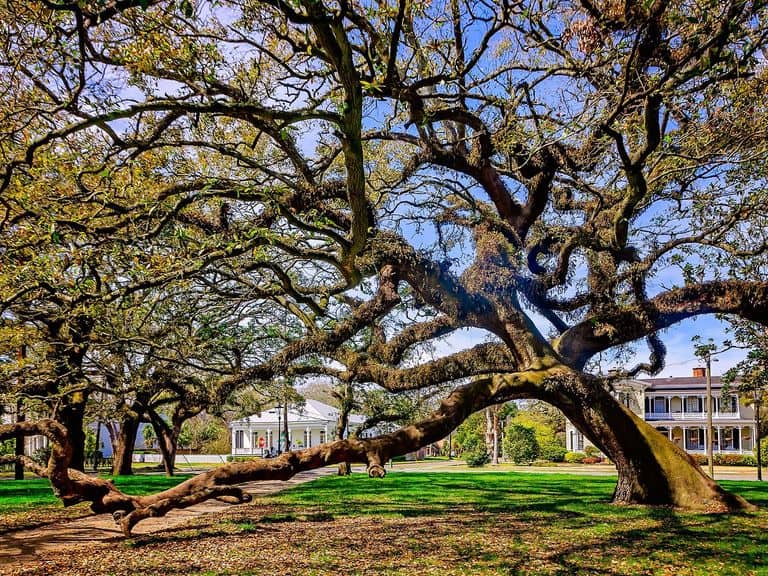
[180,0,194,17]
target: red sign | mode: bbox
[258,436,265,448]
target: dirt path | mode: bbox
[0,468,334,569]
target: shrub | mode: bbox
[463,446,490,467]
[738,455,757,466]
[713,453,753,466]
[584,445,601,458]
[461,435,489,467]
[31,445,52,466]
[506,412,564,462]
[0,439,15,456]
[503,424,539,464]
[582,456,601,464]
[757,440,768,467]
[539,439,567,462]
[564,451,586,463]
[692,454,708,465]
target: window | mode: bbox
[685,428,704,450]
[319,430,326,444]
[686,396,701,413]
[570,431,584,451]
[235,430,244,449]
[721,427,740,450]
[653,397,666,413]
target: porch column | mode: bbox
[682,426,688,450]
[306,426,311,448]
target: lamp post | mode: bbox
[754,386,762,481]
[276,404,281,455]
[695,338,731,479]
[704,353,716,479]
[283,400,289,452]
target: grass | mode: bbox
[4,471,768,575]
[0,473,191,533]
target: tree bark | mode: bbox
[146,409,180,477]
[110,416,140,476]
[336,382,353,476]
[542,373,750,511]
[58,395,88,471]
[485,407,499,465]
[14,397,24,480]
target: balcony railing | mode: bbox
[645,411,739,420]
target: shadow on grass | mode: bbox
[264,472,768,574]
[78,471,768,574]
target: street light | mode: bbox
[694,338,732,479]
[704,353,718,479]
[753,385,762,481]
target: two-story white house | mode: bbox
[566,368,757,455]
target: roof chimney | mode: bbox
[692,367,706,378]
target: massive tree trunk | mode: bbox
[543,372,747,511]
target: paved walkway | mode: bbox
[0,468,334,569]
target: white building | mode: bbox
[566,368,757,455]
[1,407,48,456]
[230,399,370,457]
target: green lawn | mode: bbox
[3,471,768,575]
[0,474,191,533]
[261,472,768,575]
[0,474,193,513]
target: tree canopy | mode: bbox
[1,0,768,535]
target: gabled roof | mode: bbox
[231,399,366,427]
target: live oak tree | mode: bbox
[2,0,768,535]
